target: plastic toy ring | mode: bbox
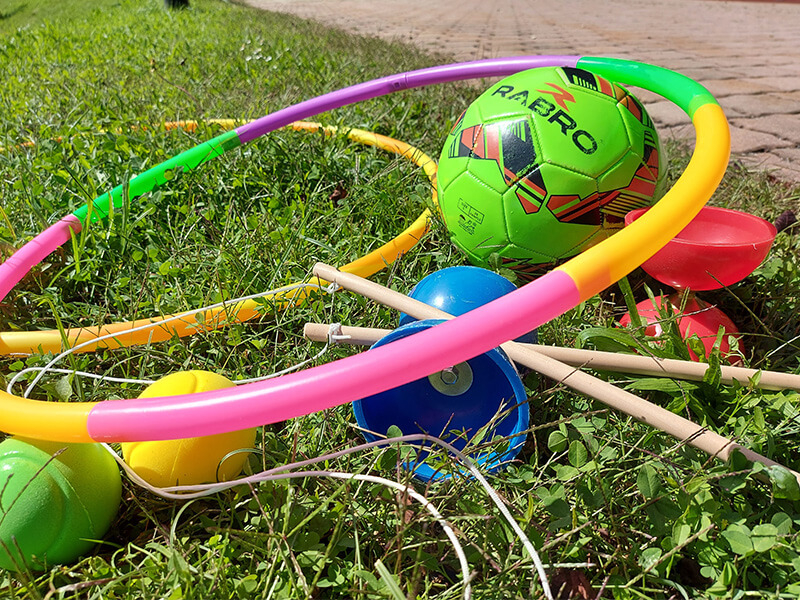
[0,120,438,355]
[0,56,729,443]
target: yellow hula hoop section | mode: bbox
[0,392,95,443]
[557,103,730,298]
[0,120,437,356]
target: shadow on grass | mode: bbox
[0,4,27,20]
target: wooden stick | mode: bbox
[312,262,800,484]
[304,323,800,391]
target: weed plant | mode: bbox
[1,1,800,598]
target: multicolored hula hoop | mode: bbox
[0,120,438,355]
[0,56,729,443]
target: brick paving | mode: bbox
[244,0,800,183]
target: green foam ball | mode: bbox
[0,437,122,571]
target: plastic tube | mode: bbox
[0,56,729,442]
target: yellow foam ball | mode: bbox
[121,371,257,487]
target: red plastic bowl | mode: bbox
[625,206,777,291]
[619,295,743,363]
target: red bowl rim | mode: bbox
[625,206,777,248]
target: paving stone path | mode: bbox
[245,0,800,183]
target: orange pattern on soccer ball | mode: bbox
[436,66,665,267]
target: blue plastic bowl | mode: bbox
[353,319,529,482]
[399,266,537,344]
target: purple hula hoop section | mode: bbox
[0,56,577,306]
[234,56,579,143]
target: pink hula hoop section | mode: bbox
[0,56,729,442]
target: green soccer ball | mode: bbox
[437,66,664,276]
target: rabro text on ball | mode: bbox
[491,85,598,155]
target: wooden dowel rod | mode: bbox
[304,323,800,391]
[312,262,800,483]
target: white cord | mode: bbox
[103,433,553,599]
[8,342,334,392]
[232,323,344,383]
[12,277,552,598]
[7,281,335,397]
[326,322,352,343]
[283,471,473,599]
[7,368,156,391]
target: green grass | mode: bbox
[0,0,103,29]
[1,1,800,598]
